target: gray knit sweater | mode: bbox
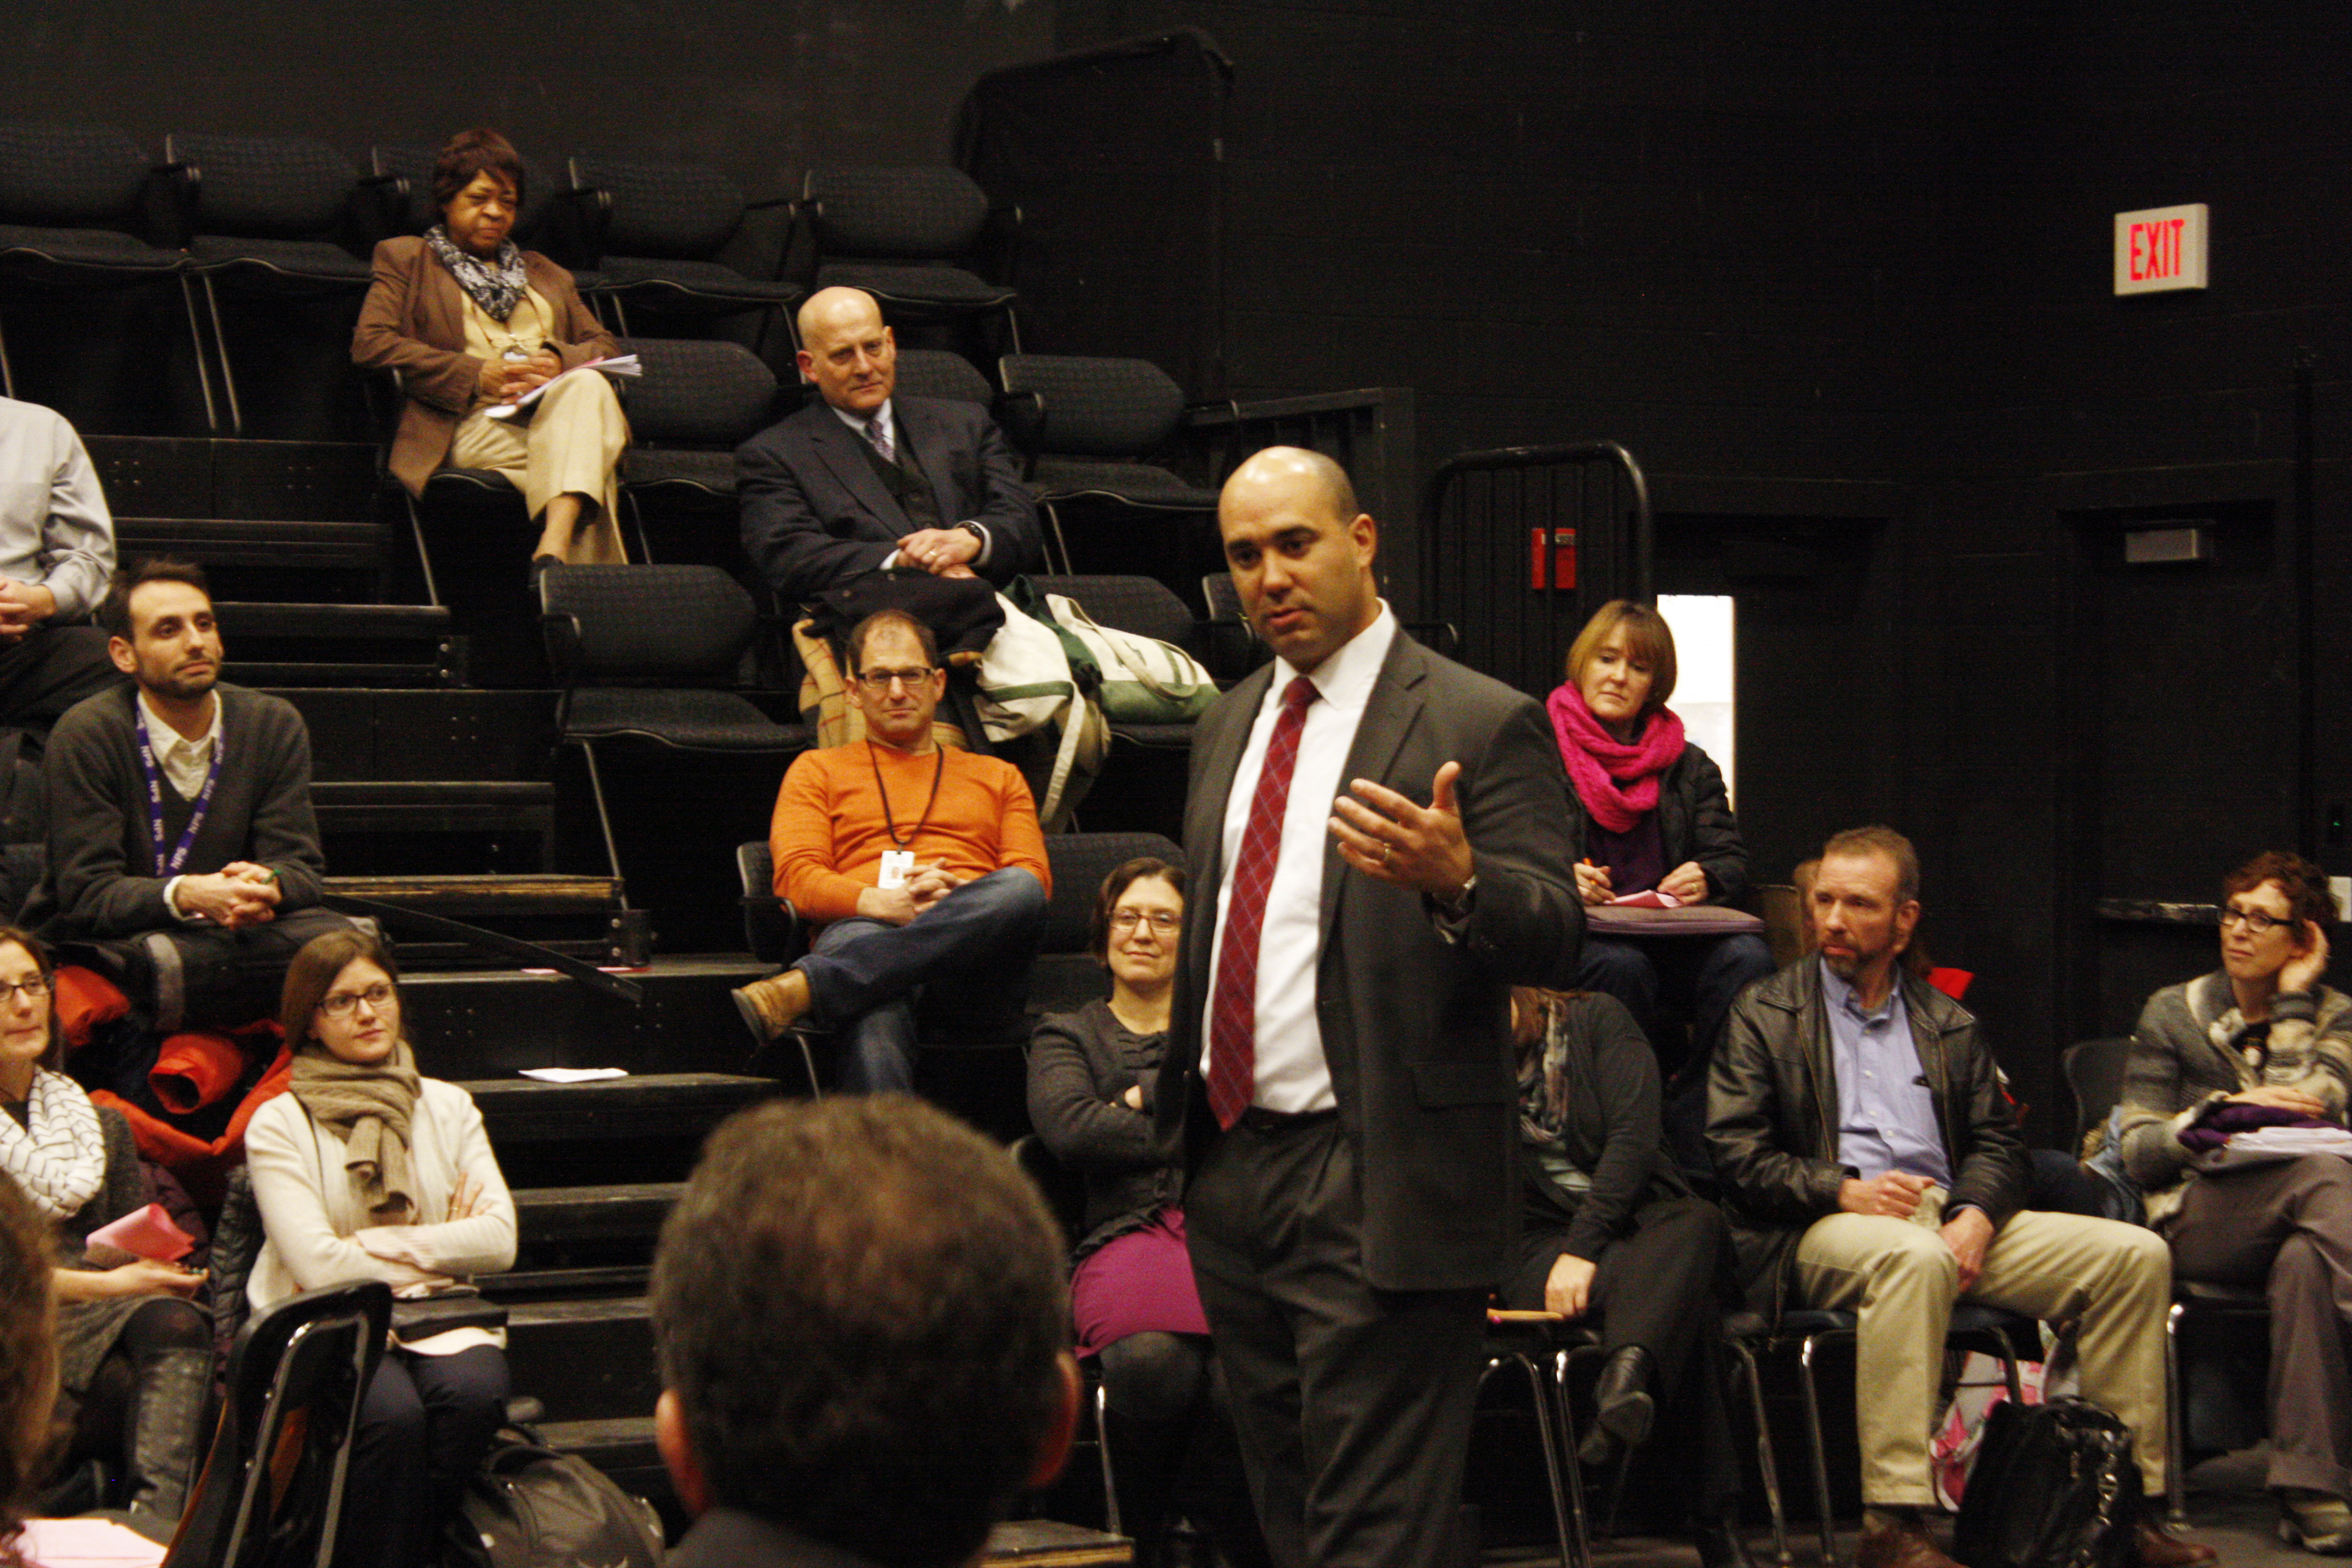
[2115,969,2352,1227]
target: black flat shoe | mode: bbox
[1579,1343,1655,1465]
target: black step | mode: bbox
[461,1072,777,1146]
[270,689,557,783]
[503,1296,659,1423]
[217,602,451,640]
[311,782,554,850]
[227,661,453,688]
[116,517,390,571]
[511,1182,683,1244]
[404,957,772,1079]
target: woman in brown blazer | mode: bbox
[353,129,628,575]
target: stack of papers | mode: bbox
[2206,1123,2352,1168]
[486,353,642,420]
[1609,889,1683,910]
[19,1518,167,1566]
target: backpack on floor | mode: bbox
[1951,1396,2141,1568]
[441,1427,665,1568]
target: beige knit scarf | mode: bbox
[291,1039,422,1223]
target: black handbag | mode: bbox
[390,1288,508,1344]
[1952,1397,2142,1568]
[440,1427,665,1568]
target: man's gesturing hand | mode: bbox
[1329,760,1475,905]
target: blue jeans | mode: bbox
[799,867,1048,1092]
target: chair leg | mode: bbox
[1093,1378,1120,1537]
[199,274,243,438]
[1041,498,1073,574]
[1484,1351,1581,1568]
[2165,1301,2187,1525]
[1725,1336,1794,1568]
[578,741,629,902]
[1796,1334,1842,1568]
[401,493,443,607]
[1551,1348,1596,1568]
[175,275,221,435]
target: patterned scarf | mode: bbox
[423,224,528,322]
[0,1067,106,1220]
[291,1039,422,1223]
[1544,682,1687,834]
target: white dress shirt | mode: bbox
[1201,603,1398,1114]
[830,398,992,569]
[139,689,222,921]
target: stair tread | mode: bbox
[512,1182,685,1209]
[325,873,617,906]
[216,601,452,630]
[508,1295,649,1326]
[313,780,556,802]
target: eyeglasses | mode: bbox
[1109,910,1181,934]
[0,974,50,1004]
[2219,906,2293,934]
[319,981,395,1017]
[854,666,935,694]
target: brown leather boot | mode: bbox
[731,970,812,1044]
[2133,1506,2219,1566]
[1855,1512,1962,1568]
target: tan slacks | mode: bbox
[1793,1186,2171,1505]
[449,368,629,563]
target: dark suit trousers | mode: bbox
[1503,1194,1743,1516]
[1186,1111,1486,1568]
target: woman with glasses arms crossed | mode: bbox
[1027,859,1267,1568]
[2115,851,2352,1551]
[244,929,516,1568]
[0,925,209,1542]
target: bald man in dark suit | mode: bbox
[736,287,1042,605]
[1155,448,1582,1568]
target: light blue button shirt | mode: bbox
[1822,960,1951,1188]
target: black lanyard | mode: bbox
[869,741,945,848]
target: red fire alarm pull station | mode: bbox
[1529,528,1577,591]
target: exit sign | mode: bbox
[2114,204,2208,295]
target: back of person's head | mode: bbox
[97,558,209,640]
[0,1171,57,1564]
[1564,600,1678,714]
[650,1096,1074,1568]
[432,128,528,210]
[2224,850,2335,932]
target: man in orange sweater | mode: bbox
[732,608,1051,1091]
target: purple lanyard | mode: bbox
[134,707,224,878]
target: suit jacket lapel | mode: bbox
[1321,634,1430,935]
[1194,663,1275,904]
[805,406,910,533]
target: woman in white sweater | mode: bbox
[244,930,516,1568]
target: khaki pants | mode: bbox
[1793,1186,2171,1505]
[449,368,628,563]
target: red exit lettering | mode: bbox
[2131,219,2187,281]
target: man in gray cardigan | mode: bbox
[20,559,346,1029]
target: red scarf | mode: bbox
[1545,683,1686,834]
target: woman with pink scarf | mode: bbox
[1547,601,1774,1090]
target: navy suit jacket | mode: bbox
[734,394,1042,605]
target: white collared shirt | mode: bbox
[139,689,222,921]
[1200,603,1398,1114]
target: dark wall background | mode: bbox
[3,0,1050,190]
[13,0,2349,1130]
[1050,0,2351,1132]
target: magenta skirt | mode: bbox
[1069,1207,1211,1357]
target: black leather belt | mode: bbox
[1233,1106,1338,1134]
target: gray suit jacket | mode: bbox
[734,395,1042,605]
[1156,630,1583,1291]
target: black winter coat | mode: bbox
[1560,741,1749,905]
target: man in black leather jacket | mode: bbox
[1707,826,2213,1568]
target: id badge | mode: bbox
[878,850,916,890]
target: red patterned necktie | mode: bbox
[1206,675,1319,1129]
